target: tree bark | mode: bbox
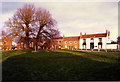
[25,24,30,49]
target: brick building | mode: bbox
[17,37,46,49]
[51,30,113,50]
[52,36,80,49]
[1,30,119,50]
[0,36,13,50]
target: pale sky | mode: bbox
[0,1,119,41]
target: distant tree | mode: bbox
[5,4,36,49]
[117,36,120,43]
[33,8,60,50]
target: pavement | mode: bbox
[70,49,120,53]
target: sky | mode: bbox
[0,1,119,41]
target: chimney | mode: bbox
[106,29,110,39]
[63,34,65,37]
[80,32,82,36]
[106,29,108,34]
[84,33,86,35]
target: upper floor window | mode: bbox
[90,38,94,43]
[83,39,86,43]
[69,41,72,44]
[4,41,6,44]
[91,38,94,40]
[59,41,61,43]
[65,41,68,44]
[74,41,77,44]
[0,42,2,45]
[99,38,102,42]
[21,42,23,45]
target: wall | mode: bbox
[80,37,108,49]
[107,44,117,49]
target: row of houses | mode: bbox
[52,30,120,50]
[0,30,120,50]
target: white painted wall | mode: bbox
[86,38,90,49]
[94,38,98,49]
[101,37,107,49]
[107,44,117,49]
[79,39,83,49]
[79,37,109,49]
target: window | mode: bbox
[21,42,23,44]
[90,43,94,49]
[91,38,94,40]
[65,45,67,48]
[74,41,77,44]
[4,41,6,44]
[69,41,72,44]
[30,43,32,47]
[82,39,86,49]
[24,44,26,48]
[83,39,86,43]
[75,45,77,49]
[59,41,61,43]
[0,42,2,45]
[99,38,102,42]
[83,39,86,45]
[98,38,102,49]
[90,38,94,43]
[31,42,34,47]
[65,41,68,44]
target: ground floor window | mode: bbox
[68,46,74,49]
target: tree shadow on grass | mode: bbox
[62,50,119,63]
[2,49,120,81]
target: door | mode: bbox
[90,43,94,49]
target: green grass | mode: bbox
[2,49,120,81]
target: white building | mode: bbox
[79,30,111,49]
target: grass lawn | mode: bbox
[2,49,120,81]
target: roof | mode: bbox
[81,33,107,38]
[53,37,63,39]
[53,36,80,40]
[64,36,80,40]
[107,42,120,44]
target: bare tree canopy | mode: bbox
[33,8,59,49]
[4,4,60,50]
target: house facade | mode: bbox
[79,30,110,49]
[1,30,119,50]
[52,36,80,49]
[52,30,112,50]
[17,37,46,49]
[0,36,13,50]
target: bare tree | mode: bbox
[5,4,60,50]
[33,8,60,50]
[5,4,35,49]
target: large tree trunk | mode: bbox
[34,39,39,51]
[35,26,43,50]
[25,24,30,49]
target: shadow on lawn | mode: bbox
[2,49,120,81]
